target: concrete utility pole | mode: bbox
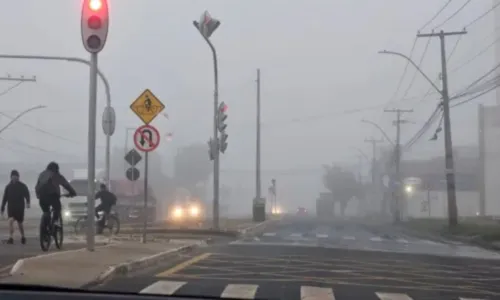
[364,137,384,186]
[256,69,261,203]
[417,30,467,227]
[384,109,413,223]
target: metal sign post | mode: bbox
[129,88,164,243]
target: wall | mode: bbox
[405,190,480,219]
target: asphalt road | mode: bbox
[93,216,500,299]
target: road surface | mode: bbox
[93,216,500,299]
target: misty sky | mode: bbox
[0,0,496,175]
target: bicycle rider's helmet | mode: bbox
[47,161,59,173]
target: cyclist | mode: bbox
[94,183,117,233]
[35,162,77,226]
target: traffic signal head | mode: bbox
[219,133,228,153]
[208,138,215,161]
[217,102,228,133]
[81,0,109,54]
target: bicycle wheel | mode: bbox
[53,212,63,250]
[74,216,87,235]
[39,214,51,252]
[108,215,120,235]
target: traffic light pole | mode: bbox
[86,52,98,251]
[203,38,220,230]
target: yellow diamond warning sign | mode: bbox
[130,89,165,125]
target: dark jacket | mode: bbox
[35,170,76,199]
[1,181,30,212]
[95,190,117,207]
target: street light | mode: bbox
[404,184,413,194]
[192,10,222,230]
[0,105,47,135]
[361,119,394,146]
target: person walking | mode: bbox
[1,170,30,244]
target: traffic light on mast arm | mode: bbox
[217,102,228,153]
[81,0,109,53]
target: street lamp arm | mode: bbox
[361,119,395,147]
[378,50,442,95]
[0,105,46,135]
[192,22,219,90]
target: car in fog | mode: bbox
[296,207,308,216]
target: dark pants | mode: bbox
[39,195,61,223]
[95,203,112,229]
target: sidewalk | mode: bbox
[1,240,202,288]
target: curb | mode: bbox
[84,242,199,288]
[238,219,278,237]
[10,242,119,276]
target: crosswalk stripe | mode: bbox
[300,286,335,300]
[263,232,276,237]
[370,237,383,242]
[290,233,302,237]
[459,298,486,300]
[221,284,259,299]
[316,234,328,238]
[375,292,413,300]
[139,280,186,295]
[343,236,356,240]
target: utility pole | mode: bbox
[417,30,467,227]
[384,109,413,223]
[253,68,264,221]
[364,137,384,186]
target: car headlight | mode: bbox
[63,210,71,218]
[190,206,199,217]
[173,207,183,218]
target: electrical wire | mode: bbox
[403,104,442,150]
[433,0,472,29]
[451,81,499,108]
[399,37,433,102]
[419,0,454,31]
[386,38,418,106]
[449,35,500,73]
[464,1,500,28]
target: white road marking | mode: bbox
[140,281,186,295]
[300,286,335,300]
[375,292,413,300]
[396,239,408,243]
[342,236,355,240]
[221,284,259,299]
[262,232,276,237]
[290,233,302,237]
[370,237,383,242]
[316,233,329,238]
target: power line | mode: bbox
[450,81,499,108]
[464,1,500,28]
[387,38,418,106]
[419,0,454,31]
[449,35,500,73]
[433,0,472,29]
[399,37,432,101]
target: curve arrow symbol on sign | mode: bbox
[140,129,153,147]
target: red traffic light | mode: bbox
[89,0,103,11]
[220,103,228,113]
[88,15,102,30]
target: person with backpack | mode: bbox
[35,162,77,226]
[1,170,30,244]
[95,183,117,233]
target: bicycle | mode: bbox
[39,194,70,252]
[74,209,120,236]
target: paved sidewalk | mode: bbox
[1,240,202,288]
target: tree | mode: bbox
[174,143,212,191]
[322,164,362,216]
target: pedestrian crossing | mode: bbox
[138,280,488,300]
[260,232,445,245]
